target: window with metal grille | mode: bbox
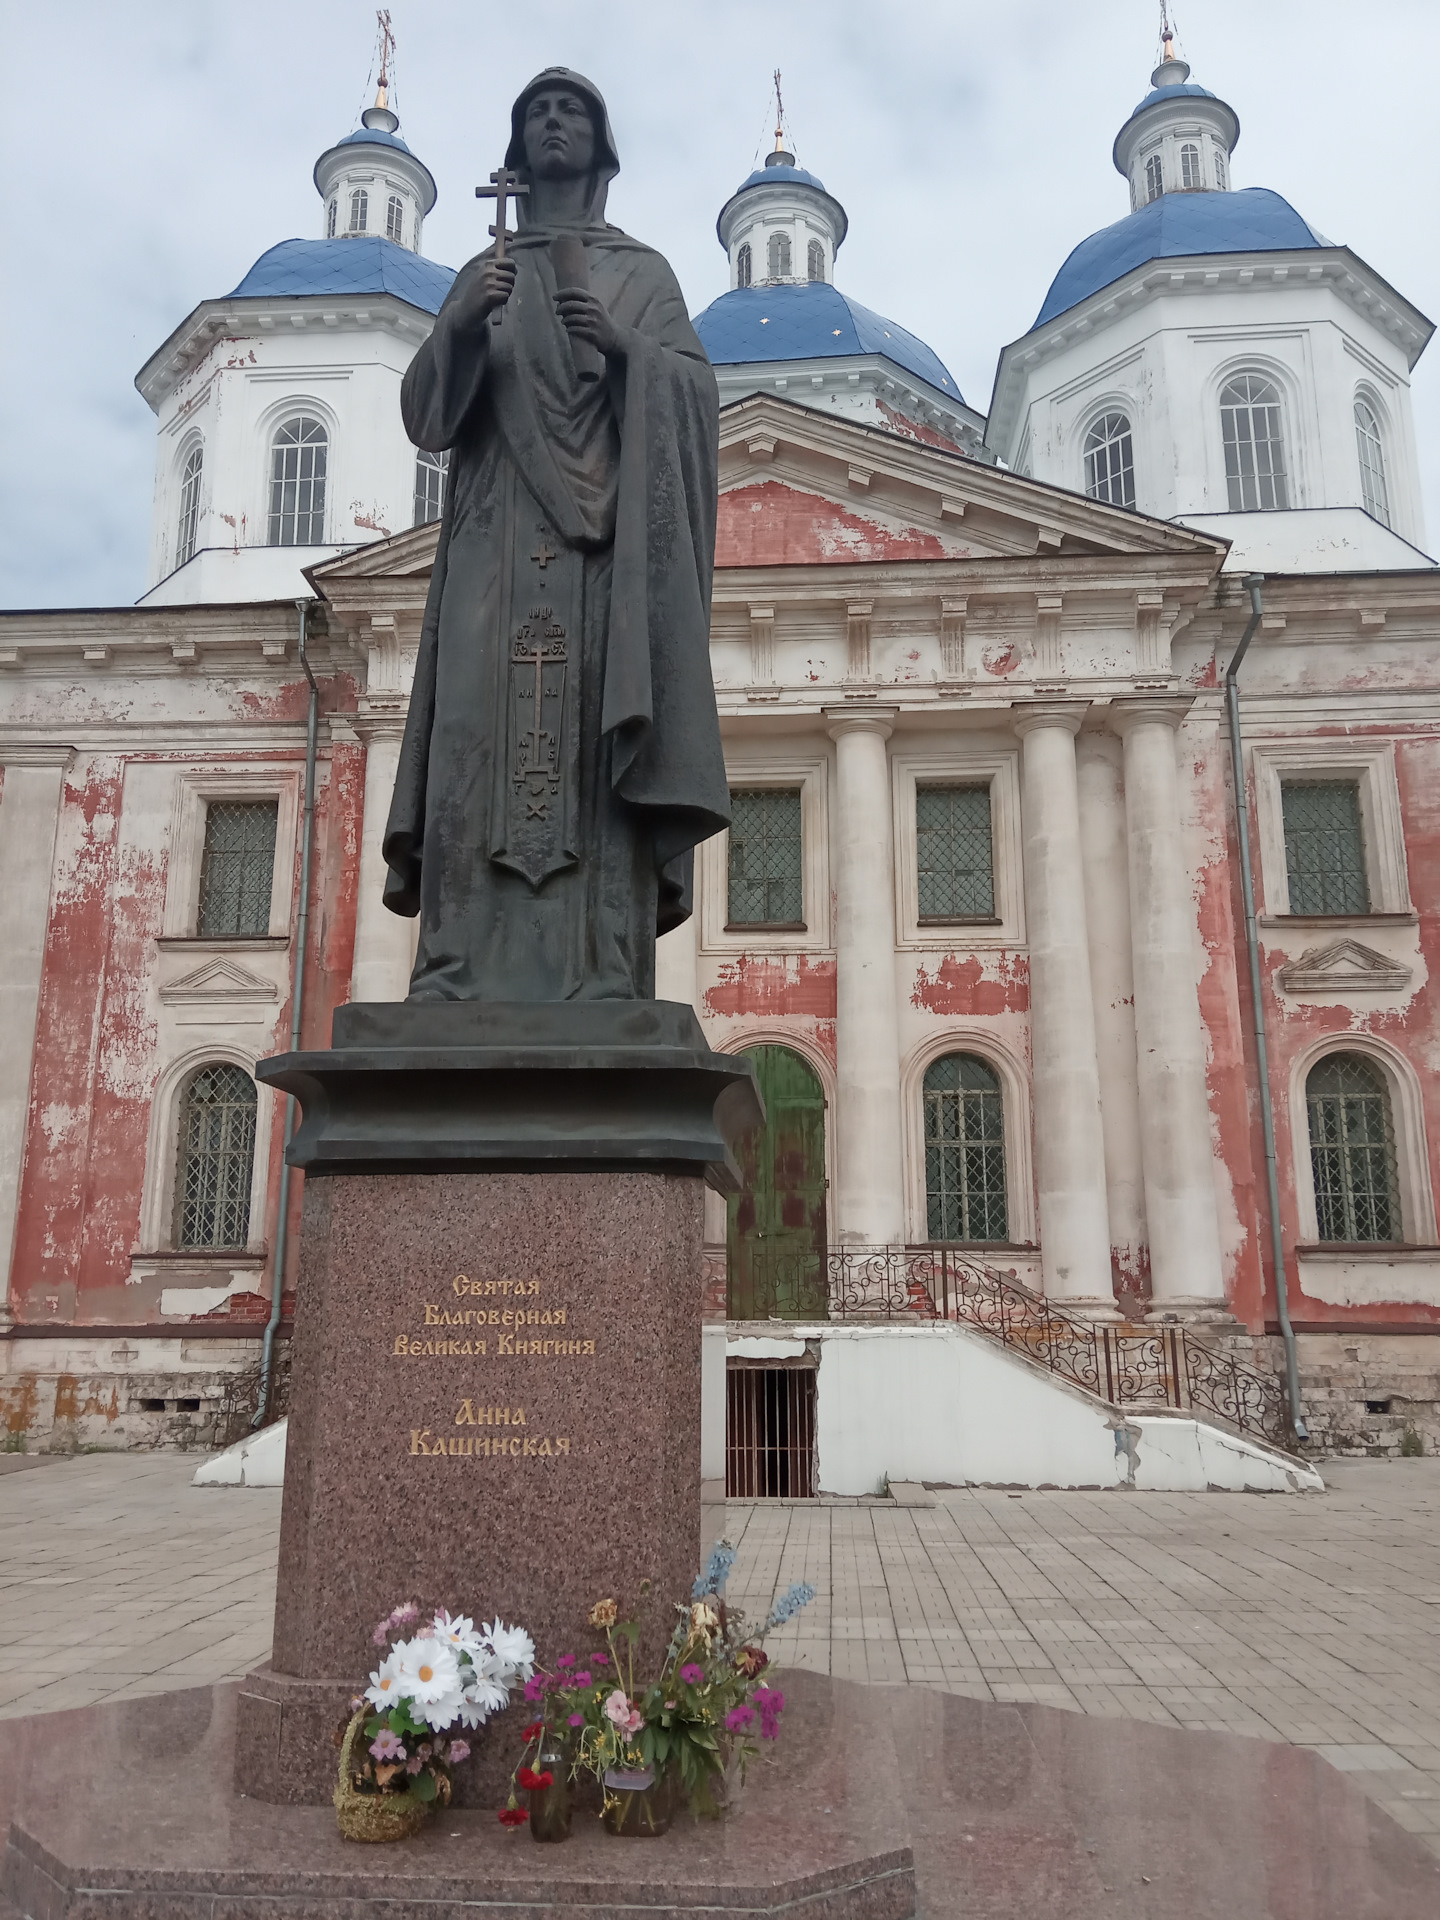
[727,788,804,928]
[916,785,995,921]
[767,231,791,279]
[736,242,752,288]
[386,194,404,243]
[807,239,824,282]
[1354,398,1391,527]
[326,198,337,238]
[174,1063,258,1251]
[413,448,449,528]
[1281,780,1369,915]
[1220,373,1289,511]
[1083,411,1136,509]
[924,1053,1008,1242]
[1214,147,1228,189]
[725,1363,815,1497]
[176,443,203,568]
[1306,1053,1401,1243]
[348,188,368,233]
[1180,142,1201,188]
[267,417,327,546]
[198,800,278,937]
[1145,153,1164,202]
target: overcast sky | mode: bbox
[4,0,1437,608]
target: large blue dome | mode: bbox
[227,237,456,314]
[693,282,963,401]
[1034,187,1328,329]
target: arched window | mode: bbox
[176,442,203,568]
[736,242,752,288]
[413,448,449,528]
[767,231,791,280]
[1354,397,1391,526]
[1214,148,1228,190]
[386,194,404,243]
[1306,1053,1401,1244]
[1145,153,1164,203]
[1220,373,1290,511]
[807,239,825,283]
[326,198,337,238]
[174,1063,258,1250]
[1180,143,1201,189]
[1083,411,1136,509]
[267,416,328,546]
[348,188,368,233]
[923,1054,1008,1243]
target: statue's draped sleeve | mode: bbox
[381,237,727,936]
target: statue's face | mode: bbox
[522,90,597,179]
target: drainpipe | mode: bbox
[1224,574,1308,1440]
[255,597,319,1427]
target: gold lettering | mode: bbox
[555,1308,567,1326]
[522,1437,537,1456]
[410,1429,432,1455]
[455,1400,475,1426]
[539,1438,552,1456]
[499,1332,513,1354]
[394,1334,410,1355]
[557,1437,570,1455]
[514,1407,526,1426]
[583,1340,595,1356]
[424,1303,441,1325]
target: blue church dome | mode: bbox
[693,282,963,401]
[1034,187,1328,329]
[228,237,456,314]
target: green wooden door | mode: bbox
[727,1046,828,1320]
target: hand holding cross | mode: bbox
[473,167,531,327]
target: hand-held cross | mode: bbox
[474,167,530,327]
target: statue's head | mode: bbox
[506,69,619,211]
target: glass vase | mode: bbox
[528,1740,573,1844]
[601,1767,673,1837]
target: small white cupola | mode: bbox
[715,119,849,292]
[1113,28,1240,210]
[313,67,437,254]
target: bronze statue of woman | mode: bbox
[383,69,728,1003]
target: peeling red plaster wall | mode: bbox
[715,481,952,567]
[910,953,1030,1016]
[873,400,966,453]
[703,955,838,1020]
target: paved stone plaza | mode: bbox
[3,1453,1438,1852]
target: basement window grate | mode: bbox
[725,1363,816,1499]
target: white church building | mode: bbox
[1,37,1437,1487]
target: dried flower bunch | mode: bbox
[343,1600,535,1810]
[503,1547,815,1826]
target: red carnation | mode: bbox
[497,1807,529,1827]
[517,1765,554,1791]
[520,1721,543,1742]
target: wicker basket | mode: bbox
[334,1709,432,1843]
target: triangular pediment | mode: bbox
[309,520,441,584]
[717,392,1225,566]
[1276,939,1412,994]
[159,956,280,1004]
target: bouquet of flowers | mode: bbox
[505,1546,813,1833]
[335,1600,534,1841]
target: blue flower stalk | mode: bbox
[692,1542,738,1600]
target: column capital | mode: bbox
[1011,700,1088,740]
[0,742,77,770]
[824,705,897,742]
[351,701,410,745]
[1108,695,1195,737]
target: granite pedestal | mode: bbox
[235,1001,761,1808]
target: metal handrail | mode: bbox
[728,1242,1294,1451]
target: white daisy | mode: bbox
[456,1672,510,1728]
[364,1650,405,1712]
[394,1635,463,1708]
[481,1619,535,1681]
[432,1609,483,1657]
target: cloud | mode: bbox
[5,0,1437,606]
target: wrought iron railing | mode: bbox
[728,1243,1293,1451]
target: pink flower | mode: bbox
[389,1602,420,1628]
[592,1652,609,1666]
[725,1705,755,1733]
[406,1753,424,1775]
[370,1729,406,1761]
[602,1688,631,1728]
[679,1663,705,1685]
[449,1740,471,1763]
[556,1654,575,1669]
[568,1712,584,1727]
[371,1622,390,1648]
[574,1671,592,1686]
[523,1676,545,1702]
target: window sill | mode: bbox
[917,916,1004,928]
[156,935,290,951]
[1259,912,1417,929]
[131,1249,267,1265]
[1296,1243,1440,1260]
[723,922,808,935]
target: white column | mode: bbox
[655,909,699,1011]
[1013,705,1114,1308]
[825,710,904,1246]
[1112,700,1227,1312]
[349,717,414,1005]
[0,746,73,1324]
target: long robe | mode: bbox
[382,221,727,1002]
